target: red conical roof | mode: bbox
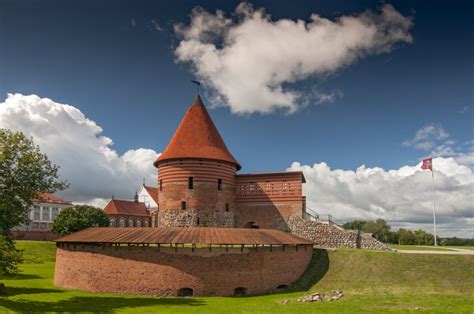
[154,95,241,170]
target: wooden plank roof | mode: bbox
[55,227,313,245]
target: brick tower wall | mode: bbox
[235,173,304,231]
[157,159,236,227]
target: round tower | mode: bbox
[153,95,240,227]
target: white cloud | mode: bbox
[403,124,474,167]
[151,19,163,32]
[0,94,159,206]
[174,3,413,114]
[131,18,136,28]
[402,123,449,150]
[289,158,473,238]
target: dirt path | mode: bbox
[397,248,474,255]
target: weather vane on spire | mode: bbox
[191,80,201,94]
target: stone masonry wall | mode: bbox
[287,216,391,250]
[54,245,312,297]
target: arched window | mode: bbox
[197,217,200,225]
[225,203,229,212]
[188,177,193,190]
[128,219,134,227]
[181,201,186,210]
[177,287,193,297]
[217,178,222,191]
[109,218,116,227]
[136,220,142,227]
[119,218,125,227]
[144,220,149,227]
[233,287,247,296]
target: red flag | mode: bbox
[421,157,433,171]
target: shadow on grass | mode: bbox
[0,287,63,297]
[287,248,330,292]
[0,274,42,280]
[0,296,205,312]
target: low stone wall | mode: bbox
[54,244,312,296]
[287,216,391,251]
[11,231,58,241]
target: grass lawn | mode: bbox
[0,242,473,313]
[388,245,455,251]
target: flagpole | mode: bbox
[431,167,437,246]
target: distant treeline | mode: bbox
[342,219,474,246]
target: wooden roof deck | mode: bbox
[55,227,313,245]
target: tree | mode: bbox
[342,220,366,231]
[0,235,23,275]
[52,205,109,235]
[362,219,392,243]
[397,228,416,245]
[0,129,68,241]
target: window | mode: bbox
[51,207,59,220]
[188,177,193,190]
[217,178,222,191]
[144,220,149,227]
[136,220,142,227]
[33,206,40,220]
[128,219,134,227]
[119,219,125,227]
[109,218,116,227]
[225,203,229,212]
[181,201,186,210]
[160,179,163,191]
[197,217,200,225]
[42,207,50,221]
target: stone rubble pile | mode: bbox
[295,290,344,303]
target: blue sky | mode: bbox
[1,0,472,172]
[0,1,472,236]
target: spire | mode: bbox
[154,95,240,170]
[134,190,139,203]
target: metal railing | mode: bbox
[304,207,345,226]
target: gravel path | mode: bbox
[397,248,474,255]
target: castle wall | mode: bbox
[235,173,304,230]
[287,216,391,250]
[157,160,236,227]
[54,245,312,296]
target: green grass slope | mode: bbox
[0,241,472,313]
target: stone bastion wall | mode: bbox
[287,216,391,250]
[54,244,312,297]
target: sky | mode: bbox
[0,0,472,237]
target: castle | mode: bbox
[54,95,388,297]
[103,94,306,232]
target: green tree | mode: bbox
[342,220,366,231]
[397,228,416,245]
[0,129,68,241]
[52,205,109,235]
[0,235,23,275]
[413,229,435,245]
[362,219,391,243]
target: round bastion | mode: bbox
[54,227,313,297]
